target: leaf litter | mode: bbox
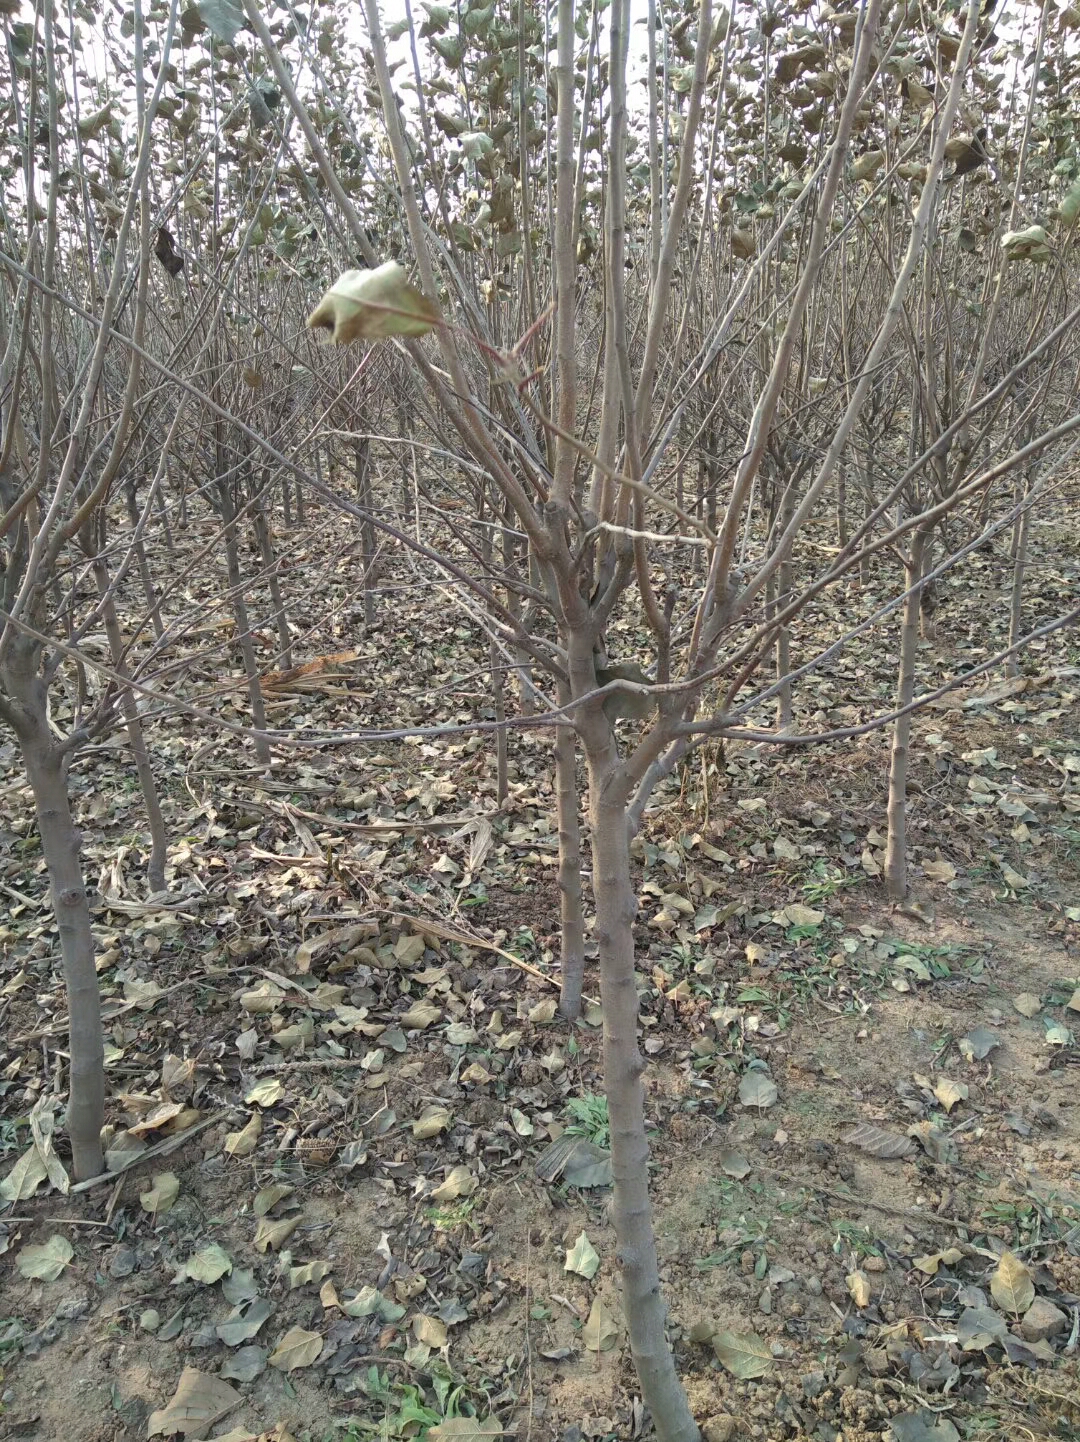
[1,494,1079,1442]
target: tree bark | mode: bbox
[4,644,104,1179]
[92,558,168,891]
[556,679,585,1019]
[587,750,699,1442]
[884,529,929,901]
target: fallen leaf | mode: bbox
[288,1260,330,1289]
[430,1166,477,1203]
[16,1233,73,1281]
[933,1079,968,1113]
[140,1171,180,1216]
[268,1325,324,1371]
[565,1231,600,1280]
[400,1000,442,1030]
[712,1330,774,1379]
[738,1071,778,1109]
[990,1250,1035,1314]
[413,1313,448,1347]
[842,1123,916,1160]
[180,1243,232,1285]
[147,1366,241,1437]
[413,1103,452,1139]
[582,1297,619,1352]
[224,1112,262,1157]
[783,903,823,928]
[245,1078,284,1107]
[427,1420,503,1440]
[922,858,957,883]
[0,1144,49,1202]
[254,1215,300,1253]
[1012,992,1042,1017]
[958,1026,1000,1062]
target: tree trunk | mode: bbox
[490,635,508,805]
[218,487,271,766]
[884,529,928,902]
[92,559,168,892]
[123,478,165,640]
[354,438,378,628]
[556,679,585,1019]
[587,753,699,1442]
[5,646,104,1179]
[251,486,293,669]
[1005,468,1033,678]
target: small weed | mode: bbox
[564,1092,609,1149]
[424,1198,478,1232]
[800,862,860,904]
[832,1220,882,1260]
[344,1365,494,1441]
[0,1319,24,1359]
[0,1117,28,1157]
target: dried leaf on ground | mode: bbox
[268,1325,323,1371]
[712,1330,775,1379]
[990,1251,1035,1314]
[147,1366,240,1437]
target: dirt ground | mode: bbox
[1,835,1078,1442]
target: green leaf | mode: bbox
[197,0,246,42]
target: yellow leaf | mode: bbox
[224,1112,262,1158]
[990,1250,1035,1314]
[846,1269,872,1307]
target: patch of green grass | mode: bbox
[564,1091,609,1149]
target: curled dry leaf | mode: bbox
[846,1269,872,1308]
[307,262,441,343]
